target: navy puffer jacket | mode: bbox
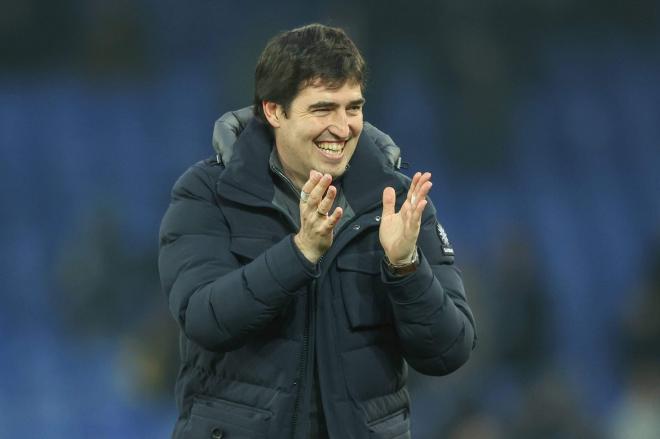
[158,117,476,439]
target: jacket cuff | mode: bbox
[381,248,436,304]
[263,235,320,293]
[290,235,320,275]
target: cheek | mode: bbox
[307,121,328,139]
[350,118,363,135]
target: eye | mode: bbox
[312,108,331,115]
[347,105,363,114]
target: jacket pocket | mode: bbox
[337,251,392,329]
[182,395,272,439]
[368,408,410,439]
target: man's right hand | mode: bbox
[294,170,343,263]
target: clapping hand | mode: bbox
[293,170,343,263]
[379,172,432,264]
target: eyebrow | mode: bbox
[307,98,366,111]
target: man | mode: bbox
[159,23,476,439]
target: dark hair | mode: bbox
[253,23,367,122]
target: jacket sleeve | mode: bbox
[382,203,476,376]
[158,162,318,352]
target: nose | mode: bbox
[328,110,350,139]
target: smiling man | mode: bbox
[159,24,476,439]
[264,80,364,188]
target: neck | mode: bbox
[283,168,305,191]
[272,147,305,191]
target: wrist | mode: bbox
[385,248,417,266]
[294,234,321,263]
[384,248,419,277]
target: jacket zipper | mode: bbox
[267,164,312,439]
[291,277,315,438]
[265,163,390,437]
[270,165,301,201]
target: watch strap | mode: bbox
[384,248,419,277]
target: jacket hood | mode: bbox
[212,107,402,169]
[215,116,407,217]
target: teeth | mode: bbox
[316,142,344,152]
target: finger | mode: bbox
[407,172,421,203]
[410,183,431,224]
[411,173,432,207]
[415,172,431,192]
[421,172,432,185]
[316,185,337,215]
[408,171,431,210]
[301,170,323,203]
[404,200,424,234]
[323,207,343,232]
[403,180,432,226]
[308,173,332,207]
[382,187,396,217]
[412,199,428,225]
[301,170,322,193]
[415,181,433,204]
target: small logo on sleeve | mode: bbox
[436,223,454,256]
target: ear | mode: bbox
[262,101,283,128]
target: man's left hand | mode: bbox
[379,172,432,264]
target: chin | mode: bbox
[326,164,349,179]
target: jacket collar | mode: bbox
[217,119,406,214]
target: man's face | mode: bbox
[269,80,364,188]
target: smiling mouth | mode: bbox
[315,141,346,156]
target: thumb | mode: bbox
[382,187,396,217]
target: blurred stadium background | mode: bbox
[1,0,659,437]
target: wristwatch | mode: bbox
[384,249,419,277]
